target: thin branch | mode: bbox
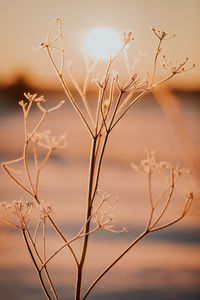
[25,225,59,300]
[150,170,174,229]
[47,215,79,267]
[154,181,172,208]
[150,196,192,232]
[108,91,123,131]
[43,218,46,261]
[40,223,102,272]
[150,38,163,87]
[145,171,154,230]
[2,162,34,196]
[44,45,94,138]
[33,219,42,245]
[23,142,35,195]
[83,230,148,300]
[111,66,182,131]
[111,89,149,130]
[35,148,53,195]
[67,62,95,127]
[22,229,52,300]
[28,111,47,141]
[148,172,153,208]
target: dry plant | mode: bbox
[1,19,196,300]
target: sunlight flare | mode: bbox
[83,26,122,60]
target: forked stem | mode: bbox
[22,229,52,300]
[83,230,149,300]
[75,136,98,300]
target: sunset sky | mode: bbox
[0,0,199,90]
[1,2,200,299]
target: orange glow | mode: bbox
[83,27,122,60]
[0,0,199,90]
[0,1,199,299]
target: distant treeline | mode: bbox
[0,75,64,113]
[0,75,199,114]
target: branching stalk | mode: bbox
[22,229,52,300]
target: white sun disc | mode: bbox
[83,27,122,60]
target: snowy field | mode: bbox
[0,94,199,300]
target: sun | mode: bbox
[83,27,122,61]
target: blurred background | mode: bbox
[0,0,200,299]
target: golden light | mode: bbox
[83,27,122,60]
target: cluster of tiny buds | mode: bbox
[18,93,46,113]
[162,55,195,75]
[131,150,171,175]
[1,199,34,229]
[1,199,56,228]
[131,149,190,177]
[33,130,68,150]
[24,93,45,103]
[174,165,191,177]
[96,189,119,208]
[19,93,65,115]
[38,201,55,219]
[93,190,126,233]
[152,27,175,40]
[92,210,127,233]
[123,31,134,44]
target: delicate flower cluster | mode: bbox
[116,73,148,93]
[92,190,127,233]
[24,93,46,103]
[123,31,134,44]
[19,93,46,108]
[92,210,127,233]
[131,150,172,176]
[174,165,191,177]
[162,55,195,75]
[131,150,191,201]
[33,130,68,150]
[1,199,34,229]
[152,27,175,41]
[96,189,119,208]
[1,199,56,228]
[151,28,195,77]
[38,200,55,219]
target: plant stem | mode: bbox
[46,46,94,138]
[25,225,59,300]
[83,230,149,300]
[22,229,52,300]
[75,136,98,300]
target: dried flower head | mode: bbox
[123,31,134,44]
[33,130,68,150]
[131,149,171,176]
[162,55,195,75]
[92,210,127,233]
[174,165,191,177]
[119,73,149,93]
[96,189,120,209]
[92,190,126,233]
[24,92,46,103]
[38,200,55,219]
[152,27,175,41]
[1,199,34,229]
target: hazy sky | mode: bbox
[0,0,199,89]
